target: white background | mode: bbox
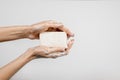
[0,1,120,80]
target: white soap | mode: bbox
[40,32,67,48]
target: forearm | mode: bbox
[0,51,33,80]
[0,25,32,42]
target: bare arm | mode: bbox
[0,25,31,42]
[0,46,66,80]
[0,51,32,80]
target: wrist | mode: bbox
[22,25,33,39]
[25,24,41,39]
[20,49,35,62]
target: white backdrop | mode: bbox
[0,1,120,80]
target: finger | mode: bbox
[34,46,65,55]
[40,20,58,24]
[35,51,66,58]
[32,22,60,32]
[45,54,58,58]
[31,20,58,25]
[46,23,63,28]
[65,38,74,54]
[44,20,63,25]
[46,20,61,24]
[37,53,57,58]
[37,23,63,33]
[58,26,74,37]
[46,52,66,58]
[47,47,65,54]
[32,20,63,30]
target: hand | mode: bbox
[23,38,74,60]
[28,20,74,39]
[23,46,65,60]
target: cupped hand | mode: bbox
[24,45,65,60]
[24,38,74,60]
[28,20,74,39]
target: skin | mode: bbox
[0,20,74,80]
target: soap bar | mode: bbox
[39,32,67,48]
